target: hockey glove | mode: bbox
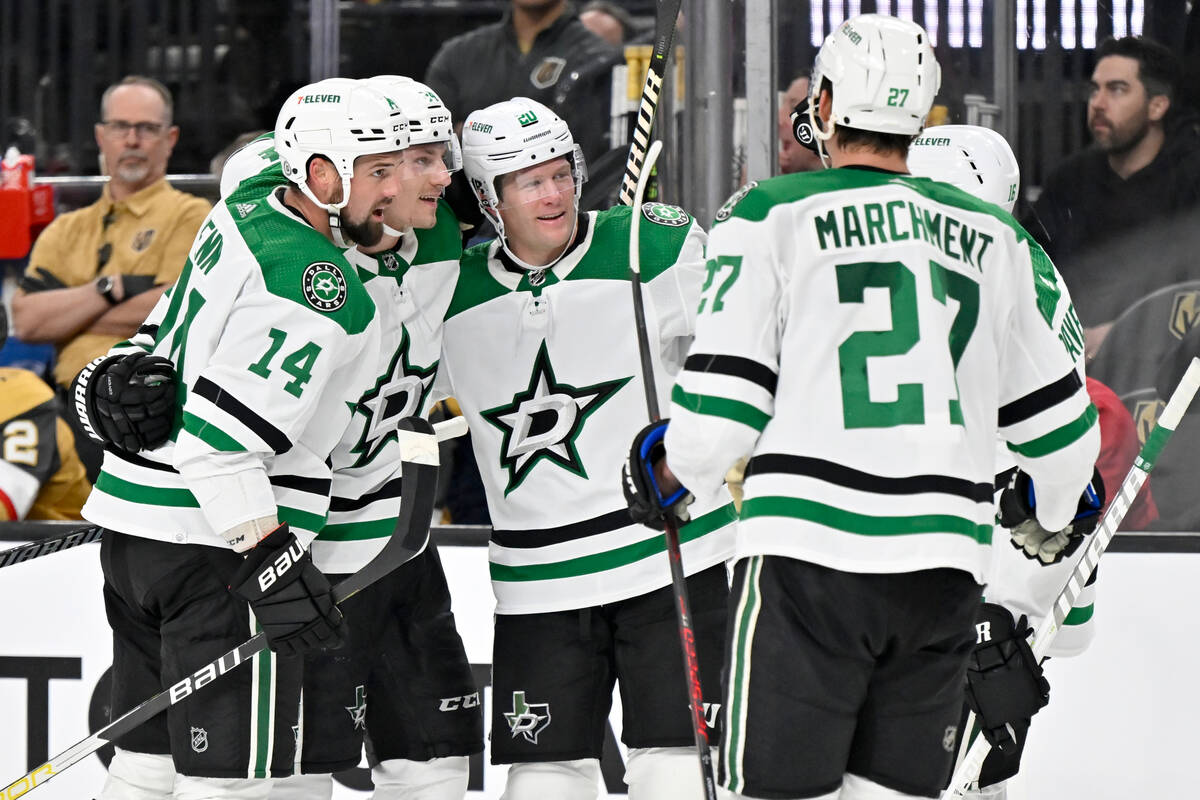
[622,420,694,530]
[229,523,345,657]
[998,466,1104,565]
[964,603,1049,781]
[72,352,177,455]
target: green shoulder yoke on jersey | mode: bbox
[446,241,509,320]
[224,182,374,336]
[578,204,694,283]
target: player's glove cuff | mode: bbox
[999,467,1104,566]
[622,420,694,530]
[71,352,177,455]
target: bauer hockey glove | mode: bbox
[72,352,177,455]
[964,603,1050,783]
[229,523,345,657]
[622,420,694,530]
[998,466,1104,565]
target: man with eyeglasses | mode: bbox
[11,75,209,481]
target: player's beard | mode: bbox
[339,209,385,248]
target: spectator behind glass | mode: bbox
[580,0,635,46]
[10,75,210,482]
[424,0,622,167]
[1020,36,1200,358]
[778,75,823,174]
[0,306,90,521]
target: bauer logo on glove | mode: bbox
[622,419,694,530]
[998,467,1105,565]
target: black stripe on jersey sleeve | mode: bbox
[998,370,1083,427]
[192,377,292,454]
[492,508,634,549]
[269,474,331,496]
[330,476,403,512]
[683,354,778,395]
[746,454,994,503]
[137,324,159,338]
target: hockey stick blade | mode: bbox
[0,525,102,569]
[943,357,1200,798]
[618,0,685,206]
[1,416,457,796]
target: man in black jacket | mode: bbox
[424,0,622,168]
[1021,35,1200,356]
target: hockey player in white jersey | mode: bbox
[72,78,407,799]
[440,97,736,800]
[623,15,1101,800]
[85,78,482,799]
[908,125,1107,797]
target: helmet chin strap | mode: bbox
[808,99,837,170]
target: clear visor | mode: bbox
[400,138,462,179]
[495,149,588,210]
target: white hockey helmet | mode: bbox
[809,14,941,141]
[274,78,408,214]
[366,75,462,172]
[461,97,587,217]
[907,124,1021,212]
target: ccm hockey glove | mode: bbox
[229,524,345,657]
[72,352,177,455]
[622,420,694,530]
[998,467,1105,565]
[964,603,1050,785]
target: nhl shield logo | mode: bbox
[1168,290,1200,339]
[302,262,348,311]
[530,57,566,89]
[380,251,401,271]
[641,202,690,227]
[131,229,156,252]
[191,726,209,753]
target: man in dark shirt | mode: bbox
[424,0,622,167]
[1022,35,1200,354]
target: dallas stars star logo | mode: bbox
[481,341,630,495]
[348,328,437,467]
[345,685,367,731]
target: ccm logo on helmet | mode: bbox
[258,537,306,592]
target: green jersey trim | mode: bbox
[445,244,511,320]
[252,640,273,777]
[318,517,395,542]
[671,385,770,432]
[1063,602,1094,626]
[490,503,734,582]
[95,471,199,507]
[740,496,993,544]
[1006,404,1099,458]
[277,506,327,534]
[182,411,247,453]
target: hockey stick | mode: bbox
[617,0,685,206]
[0,525,102,568]
[1,416,461,796]
[629,139,718,800]
[943,358,1200,798]
[0,417,470,573]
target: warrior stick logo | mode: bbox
[505,691,552,744]
[302,262,348,311]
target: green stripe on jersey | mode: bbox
[318,517,395,542]
[95,471,199,507]
[671,385,771,431]
[252,633,273,777]
[182,411,248,453]
[490,503,734,582]
[741,496,992,543]
[1064,603,1094,626]
[277,506,327,535]
[1006,404,1098,458]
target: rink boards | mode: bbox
[0,530,1196,799]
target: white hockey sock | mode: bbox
[100,748,176,800]
[173,774,274,800]
[499,759,601,800]
[370,756,469,800]
[840,773,928,800]
[625,746,713,800]
[268,772,333,800]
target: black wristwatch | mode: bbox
[96,275,119,306]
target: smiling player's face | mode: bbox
[495,158,578,266]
